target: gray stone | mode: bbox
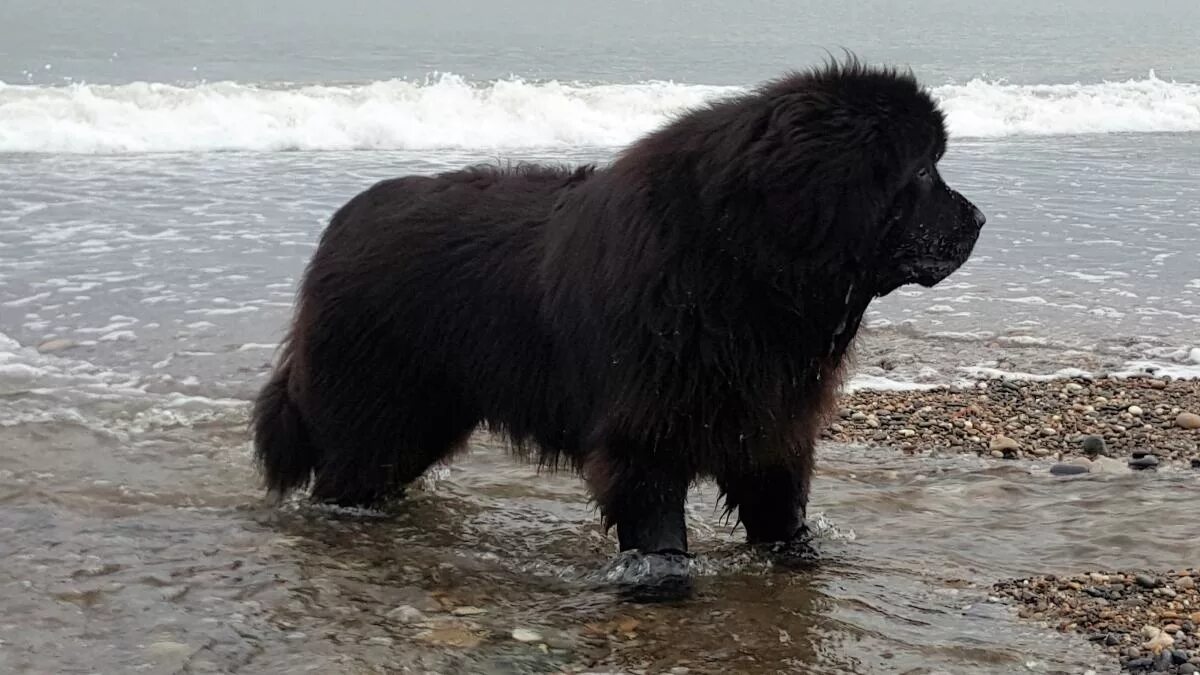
[1080,435,1107,456]
[1123,657,1153,671]
[1135,574,1161,589]
[1128,455,1159,470]
[1049,463,1089,476]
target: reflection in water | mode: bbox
[6,405,1195,674]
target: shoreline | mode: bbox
[994,570,1199,673]
[824,375,1200,469]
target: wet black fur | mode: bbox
[251,58,984,553]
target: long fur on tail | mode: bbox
[251,355,318,497]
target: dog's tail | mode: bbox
[251,352,319,497]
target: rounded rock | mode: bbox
[1178,412,1200,430]
[36,338,78,353]
[1081,435,1107,457]
[1050,463,1089,476]
[1128,455,1159,471]
[989,435,1020,452]
[1124,657,1153,671]
[387,605,427,624]
[511,628,543,643]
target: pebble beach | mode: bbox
[994,570,1200,674]
[823,375,1200,470]
[824,374,1200,672]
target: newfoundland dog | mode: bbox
[252,58,985,561]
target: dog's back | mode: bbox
[252,163,592,504]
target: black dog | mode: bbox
[252,58,985,560]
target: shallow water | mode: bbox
[1,136,1197,405]
[4,2,1200,669]
[2,384,1198,674]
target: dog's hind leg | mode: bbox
[307,397,478,508]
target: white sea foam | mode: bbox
[0,330,247,430]
[1,72,1196,154]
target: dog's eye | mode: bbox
[916,166,931,180]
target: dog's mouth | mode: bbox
[906,258,964,287]
[911,225,983,287]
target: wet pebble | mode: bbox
[1129,455,1160,471]
[989,435,1020,453]
[1177,412,1200,430]
[511,628,543,643]
[1124,656,1153,671]
[1050,463,1089,476]
[36,338,78,353]
[1081,435,1108,456]
[1136,575,1162,589]
[387,605,427,624]
[147,642,191,658]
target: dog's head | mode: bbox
[612,57,986,302]
[869,148,987,296]
[689,58,987,296]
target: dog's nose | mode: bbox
[972,205,986,227]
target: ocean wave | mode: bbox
[1,72,1197,154]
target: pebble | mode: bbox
[387,605,426,624]
[1136,575,1162,589]
[511,628,543,643]
[1125,657,1153,670]
[1177,577,1197,591]
[1181,664,1199,675]
[36,338,78,353]
[1128,405,1144,416]
[989,435,1020,452]
[1128,455,1160,470]
[451,606,487,616]
[1178,412,1200,430]
[1080,435,1108,457]
[1049,463,1089,476]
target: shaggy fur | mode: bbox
[251,58,985,555]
